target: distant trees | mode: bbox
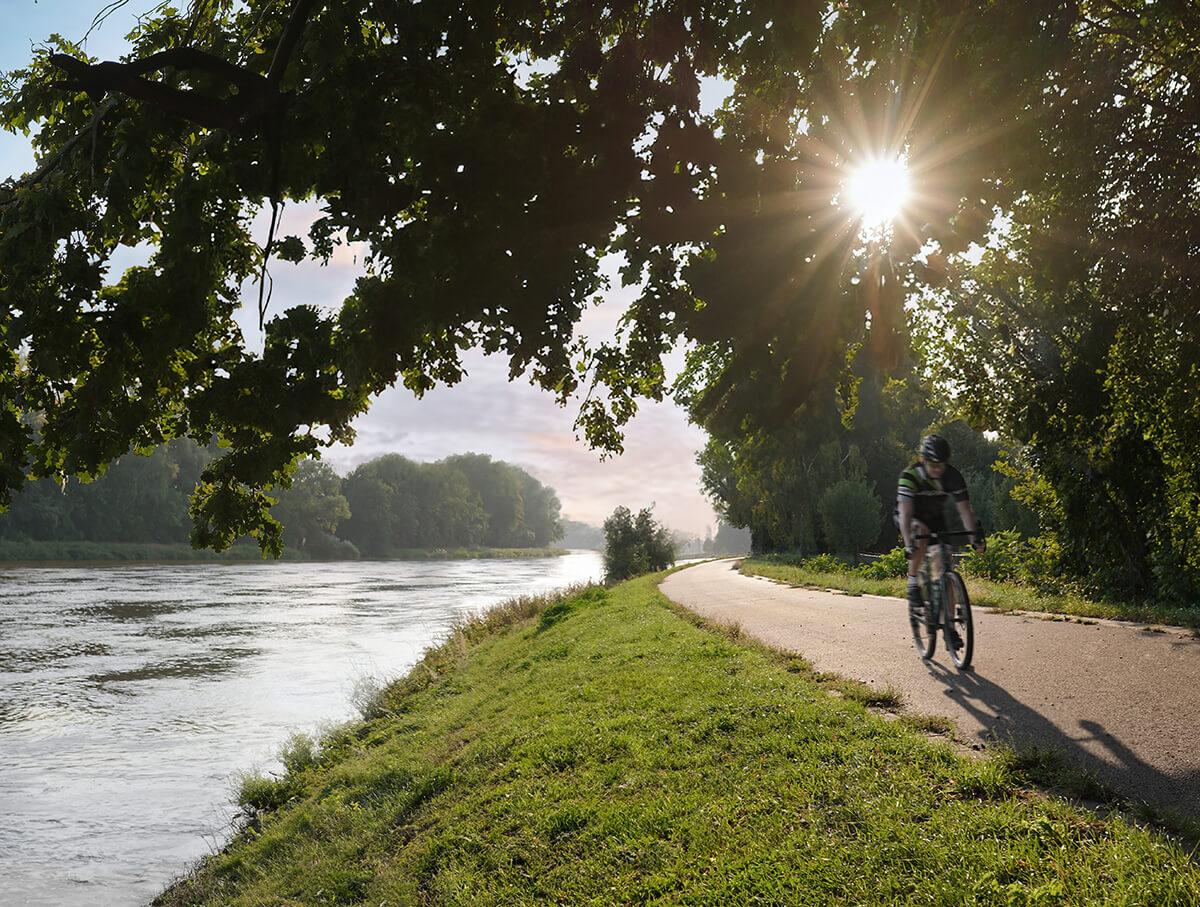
[704,522,751,556]
[603,506,675,583]
[0,438,218,544]
[559,519,605,551]
[0,444,563,557]
[340,456,485,555]
[332,453,562,557]
[270,460,351,555]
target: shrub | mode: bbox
[858,546,909,579]
[818,479,883,563]
[962,529,1071,596]
[962,529,1025,583]
[602,506,675,583]
[802,552,854,574]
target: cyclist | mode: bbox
[895,434,986,615]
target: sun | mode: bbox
[843,156,911,230]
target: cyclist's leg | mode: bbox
[901,517,937,658]
[899,515,931,604]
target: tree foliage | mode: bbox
[269,457,350,553]
[0,436,217,543]
[0,441,562,557]
[602,505,675,583]
[5,1,1198,600]
[0,0,1079,552]
[916,3,1200,600]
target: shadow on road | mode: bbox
[924,660,1200,817]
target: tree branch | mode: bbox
[48,50,279,132]
[268,0,322,85]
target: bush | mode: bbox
[801,552,854,574]
[857,546,909,580]
[962,529,1025,583]
[602,506,675,583]
[818,479,883,563]
[962,529,1070,595]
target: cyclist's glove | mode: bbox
[972,522,986,546]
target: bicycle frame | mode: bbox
[911,529,976,669]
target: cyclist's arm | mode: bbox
[898,499,916,550]
[955,500,986,552]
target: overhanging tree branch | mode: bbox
[45,0,321,132]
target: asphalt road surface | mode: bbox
[660,559,1200,817]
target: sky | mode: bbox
[0,1,720,536]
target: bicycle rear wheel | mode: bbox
[909,581,937,659]
[943,572,974,669]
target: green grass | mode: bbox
[741,558,1200,631]
[154,574,1200,905]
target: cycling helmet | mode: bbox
[920,434,951,463]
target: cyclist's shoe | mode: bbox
[948,629,963,651]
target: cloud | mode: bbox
[323,350,716,536]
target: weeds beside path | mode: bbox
[158,573,1200,905]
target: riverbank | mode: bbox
[0,540,571,564]
[155,571,1200,905]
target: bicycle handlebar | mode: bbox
[913,530,981,542]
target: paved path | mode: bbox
[660,559,1200,817]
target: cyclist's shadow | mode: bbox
[923,660,1200,817]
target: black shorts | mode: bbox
[892,508,948,537]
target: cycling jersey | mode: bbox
[895,462,969,530]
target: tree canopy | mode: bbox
[0,440,562,556]
[0,0,1081,553]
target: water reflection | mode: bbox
[87,649,262,685]
[0,552,601,907]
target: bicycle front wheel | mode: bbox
[909,582,937,660]
[943,572,974,669]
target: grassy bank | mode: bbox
[742,557,1200,631]
[156,573,1200,905]
[0,541,569,564]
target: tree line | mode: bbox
[0,443,563,558]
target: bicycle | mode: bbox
[908,529,976,669]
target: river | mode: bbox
[0,552,603,907]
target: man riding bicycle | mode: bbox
[895,434,986,615]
